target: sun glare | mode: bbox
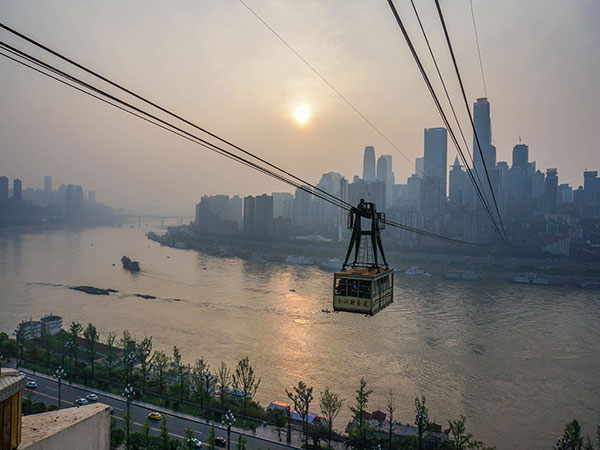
[293,104,311,125]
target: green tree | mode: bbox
[110,417,125,450]
[191,357,209,407]
[216,361,231,410]
[172,345,188,405]
[319,386,344,447]
[41,323,52,368]
[106,332,117,382]
[349,377,372,429]
[159,416,170,450]
[83,323,99,378]
[68,321,83,377]
[414,396,429,450]
[137,336,154,396]
[124,410,135,450]
[153,350,170,396]
[236,434,247,450]
[555,419,584,450]
[184,427,196,450]
[208,421,216,450]
[232,357,261,418]
[121,330,136,384]
[286,381,313,446]
[386,389,397,450]
[584,436,594,450]
[142,421,152,450]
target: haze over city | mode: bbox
[1,0,599,214]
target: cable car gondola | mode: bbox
[333,200,393,315]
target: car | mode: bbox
[19,371,26,377]
[26,380,38,388]
[86,393,98,402]
[147,411,162,421]
[186,438,202,449]
[215,436,226,447]
[75,398,89,406]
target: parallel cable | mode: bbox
[237,0,448,200]
[469,0,488,97]
[432,0,507,241]
[385,0,505,243]
[0,42,487,246]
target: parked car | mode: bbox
[215,436,226,447]
[147,411,162,421]
[86,393,98,402]
[26,380,38,389]
[187,438,202,449]
[75,398,89,406]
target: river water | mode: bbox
[0,225,598,449]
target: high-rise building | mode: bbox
[13,179,22,201]
[272,192,293,219]
[44,176,52,195]
[293,185,313,227]
[472,98,495,197]
[449,156,466,206]
[255,194,273,237]
[243,196,256,234]
[376,155,393,208]
[512,144,529,171]
[0,176,8,201]
[229,195,243,225]
[362,146,376,182]
[531,170,545,198]
[88,190,96,203]
[558,184,573,204]
[545,168,558,212]
[584,170,599,204]
[415,157,424,178]
[424,127,448,198]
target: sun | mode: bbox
[293,104,311,125]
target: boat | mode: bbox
[321,308,332,313]
[446,270,462,280]
[580,279,600,289]
[405,266,431,277]
[121,255,140,272]
[319,258,343,271]
[461,271,480,281]
[285,255,314,265]
[513,273,549,285]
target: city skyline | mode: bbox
[1,1,599,214]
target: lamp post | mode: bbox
[125,351,136,386]
[53,366,66,409]
[286,406,292,444]
[224,409,236,450]
[122,384,135,450]
[302,389,313,446]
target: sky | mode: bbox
[1,0,599,214]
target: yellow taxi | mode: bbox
[147,411,162,421]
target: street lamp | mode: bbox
[125,351,136,386]
[224,409,236,450]
[286,406,292,444]
[204,369,211,421]
[53,366,66,409]
[122,384,135,450]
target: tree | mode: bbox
[286,381,313,446]
[172,346,187,405]
[159,416,170,450]
[142,421,152,450]
[184,427,195,450]
[208,421,216,450]
[349,377,372,429]
[232,357,261,418]
[83,323,99,378]
[137,336,154,396]
[319,386,344,447]
[386,390,397,450]
[236,434,247,450]
[191,357,209,407]
[121,330,136,384]
[216,361,231,410]
[555,419,584,450]
[110,417,125,450]
[124,410,135,450]
[448,415,472,450]
[106,332,117,382]
[153,351,170,396]
[68,321,83,376]
[584,436,594,450]
[414,396,429,450]
[41,323,52,368]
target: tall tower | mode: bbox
[13,179,22,201]
[0,176,8,201]
[362,146,376,182]
[449,156,466,206]
[512,144,529,171]
[377,155,393,208]
[472,98,495,183]
[424,127,448,199]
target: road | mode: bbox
[20,368,299,450]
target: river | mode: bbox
[0,225,598,449]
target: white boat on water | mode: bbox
[446,270,480,281]
[513,273,550,285]
[285,255,314,265]
[319,258,343,271]
[405,266,431,277]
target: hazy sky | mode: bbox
[1,1,599,214]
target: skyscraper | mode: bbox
[44,176,52,195]
[449,156,466,206]
[424,127,448,198]
[512,144,529,171]
[13,179,22,201]
[376,155,393,208]
[545,168,558,212]
[0,176,8,201]
[255,194,273,237]
[243,196,256,234]
[362,146,375,182]
[472,98,495,190]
